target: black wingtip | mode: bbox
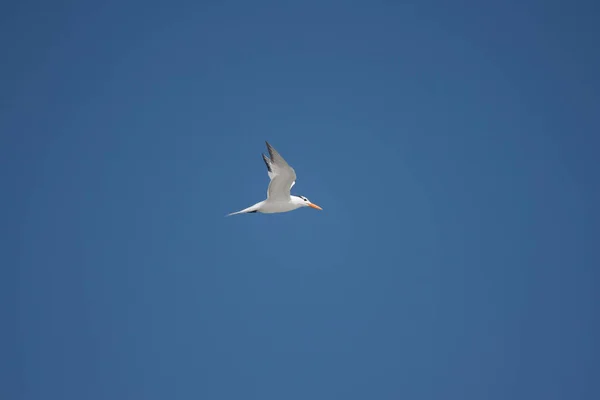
[265,141,276,160]
[262,153,272,172]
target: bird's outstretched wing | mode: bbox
[262,141,296,200]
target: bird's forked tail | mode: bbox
[226,203,260,217]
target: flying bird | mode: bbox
[227,141,322,216]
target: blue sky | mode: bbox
[2,1,599,399]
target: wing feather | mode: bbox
[262,141,296,200]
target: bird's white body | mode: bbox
[227,142,322,216]
[229,196,306,215]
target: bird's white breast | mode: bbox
[259,199,302,214]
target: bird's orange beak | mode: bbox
[308,202,323,210]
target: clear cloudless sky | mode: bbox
[2,0,599,399]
